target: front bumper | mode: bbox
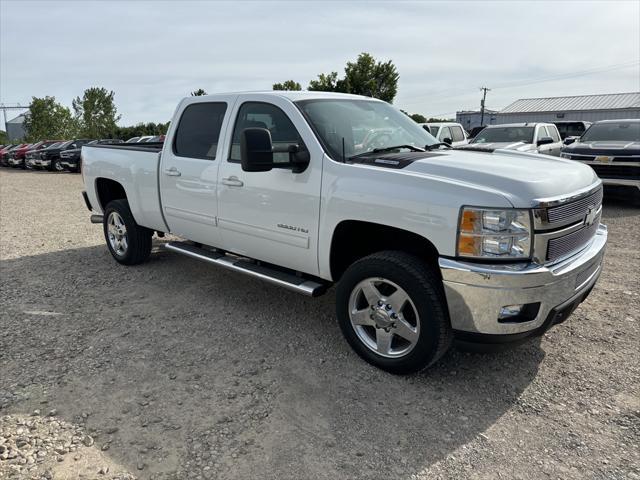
[59,159,79,170]
[439,224,607,338]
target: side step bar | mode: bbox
[164,241,327,297]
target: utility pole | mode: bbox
[479,87,491,127]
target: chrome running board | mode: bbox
[164,241,327,297]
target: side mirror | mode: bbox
[563,136,577,145]
[443,137,453,145]
[240,128,274,172]
[537,136,554,147]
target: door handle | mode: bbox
[164,167,181,177]
[221,176,244,187]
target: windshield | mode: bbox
[471,126,534,144]
[296,99,439,159]
[580,122,640,142]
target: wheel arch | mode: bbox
[329,220,441,282]
[95,177,128,211]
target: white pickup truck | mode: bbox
[81,91,607,373]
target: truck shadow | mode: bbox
[0,244,545,479]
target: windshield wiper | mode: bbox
[425,142,452,150]
[349,144,425,160]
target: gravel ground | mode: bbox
[0,169,638,480]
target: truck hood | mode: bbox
[456,141,537,153]
[563,140,640,157]
[402,149,599,207]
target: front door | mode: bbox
[159,98,235,245]
[216,97,322,276]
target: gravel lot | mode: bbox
[0,169,638,480]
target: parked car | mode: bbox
[457,122,563,156]
[560,119,639,191]
[125,137,141,143]
[81,91,606,374]
[33,139,92,171]
[146,135,165,143]
[7,143,38,168]
[137,135,155,143]
[0,144,23,166]
[420,122,468,146]
[24,141,64,169]
[59,139,124,172]
[552,121,592,141]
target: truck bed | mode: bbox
[82,143,167,232]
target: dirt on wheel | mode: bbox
[1,169,639,479]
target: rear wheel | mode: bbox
[103,199,152,265]
[51,159,64,172]
[336,251,452,374]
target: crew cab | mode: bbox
[457,122,563,156]
[24,140,64,169]
[561,119,639,191]
[82,92,607,373]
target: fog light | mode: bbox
[499,304,524,320]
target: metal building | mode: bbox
[456,109,498,130]
[494,92,640,124]
[6,113,27,141]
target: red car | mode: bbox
[7,142,41,168]
[1,144,28,166]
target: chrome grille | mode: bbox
[546,214,600,261]
[546,187,603,225]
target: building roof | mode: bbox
[7,113,27,124]
[500,92,640,114]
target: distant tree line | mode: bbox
[21,87,175,142]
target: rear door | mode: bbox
[159,96,236,245]
[216,95,323,276]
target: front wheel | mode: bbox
[51,159,64,172]
[336,251,452,374]
[103,199,152,265]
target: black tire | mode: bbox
[103,199,152,265]
[50,159,63,172]
[336,251,452,374]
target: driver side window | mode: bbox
[229,102,306,164]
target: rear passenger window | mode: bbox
[451,126,465,142]
[173,102,227,159]
[229,102,305,163]
[440,126,452,141]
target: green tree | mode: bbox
[342,53,399,102]
[73,87,121,139]
[23,96,79,141]
[409,113,427,123]
[272,80,302,91]
[308,72,343,92]
[308,53,399,102]
[191,89,207,96]
[0,130,8,144]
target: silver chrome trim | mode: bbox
[439,224,607,335]
[582,160,640,167]
[531,181,602,209]
[601,178,640,189]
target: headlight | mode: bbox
[457,207,532,259]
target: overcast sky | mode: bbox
[1,0,639,129]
